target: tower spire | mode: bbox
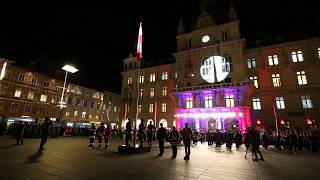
[193,0,215,30]
[178,16,185,35]
[228,1,237,21]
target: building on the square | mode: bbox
[120,3,320,131]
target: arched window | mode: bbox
[317,47,320,59]
[129,62,132,68]
[147,119,154,126]
[159,119,167,128]
[223,54,233,72]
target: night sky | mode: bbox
[0,0,319,93]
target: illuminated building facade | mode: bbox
[121,4,320,130]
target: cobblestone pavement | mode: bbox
[0,136,319,180]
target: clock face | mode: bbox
[202,35,210,43]
[200,56,230,83]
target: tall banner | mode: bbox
[136,21,143,61]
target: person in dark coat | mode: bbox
[156,123,167,156]
[251,129,264,161]
[169,126,180,159]
[125,119,132,146]
[15,121,24,145]
[88,123,96,147]
[39,117,52,151]
[181,123,192,160]
[138,119,145,147]
[147,121,155,145]
[235,131,242,149]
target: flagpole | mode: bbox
[272,96,279,136]
[134,59,140,147]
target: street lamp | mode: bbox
[59,65,79,109]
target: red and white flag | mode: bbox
[136,21,143,61]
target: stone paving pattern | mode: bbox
[0,136,319,180]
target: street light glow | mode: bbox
[62,65,78,73]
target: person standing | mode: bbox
[104,124,111,149]
[125,119,132,146]
[15,121,24,145]
[169,126,180,159]
[147,121,155,145]
[181,123,192,160]
[39,118,52,151]
[251,128,264,161]
[88,123,96,147]
[96,123,105,148]
[156,123,167,156]
[138,119,145,147]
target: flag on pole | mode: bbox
[272,96,279,135]
[137,21,143,61]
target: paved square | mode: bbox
[0,136,319,180]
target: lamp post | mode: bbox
[59,65,79,109]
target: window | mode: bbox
[95,115,99,119]
[186,97,193,109]
[14,89,22,97]
[27,92,34,100]
[149,88,154,98]
[205,96,213,108]
[149,104,154,113]
[74,111,78,116]
[162,72,168,80]
[247,58,256,69]
[162,86,167,96]
[140,89,143,98]
[88,114,92,119]
[249,76,259,88]
[252,98,261,110]
[318,47,320,58]
[225,95,234,107]
[43,81,49,87]
[82,112,86,118]
[223,55,233,72]
[296,71,307,85]
[40,95,47,102]
[91,102,94,108]
[301,95,313,109]
[76,99,80,106]
[149,74,156,82]
[174,72,178,79]
[139,76,144,83]
[137,105,142,113]
[291,51,304,62]
[51,97,56,104]
[18,74,25,82]
[275,97,285,109]
[10,103,19,112]
[272,74,281,87]
[161,103,167,112]
[127,77,132,85]
[114,106,117,112]
[31,77,37,85]
[38,107,46,115]
[67,97,73,105]
[65,111,70,117]
[268,55,279,66]
[24,104,32,113]
[83,100,87,107]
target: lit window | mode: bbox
[162,72,168,80]
[205,96,213,108]
[149,104,154,113]
[162,86,167,96]
[28,92,34,99]
[18,74,25,82]
[82,112,86,118]
[140,88,143,98]
[301,95,313,109]
[95,115,99,119]
[51,97,56,104]
[43,81,49,87]
[150,88,154,98]
[226,95,234,107]
[31,77,37,85]
[247,58,256,69]
[249,76,259,88]
[150,74,156,82]
[268,55,279,66]
[40,95,47,102]
[296,71,307,85]
[272,74,281,87]
[174,72,178,79]
[186,98,193,109]
[14,89,22,97]
[161,103,167,112]
[10,103,19,112]
[275,97,285,109]
[103,105,106,110]
[24,104,32,113]
[114,106,117,112]
[139,76,144,83]
[291,51,304,62]
[222,55,233,72]
[138,105,142,113]
[74,111,78,116]
[252,98,261,110]
[65,111,70,117]
[318,47,320,58]
[89,114,92,119]
[127,77,132,85]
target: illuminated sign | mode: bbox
[200,56,230,83]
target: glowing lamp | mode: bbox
[256,120,261,125]
[306,119,313,125]
[62,65,79,73]
[280,119,285,125]
[238,112,243,117]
